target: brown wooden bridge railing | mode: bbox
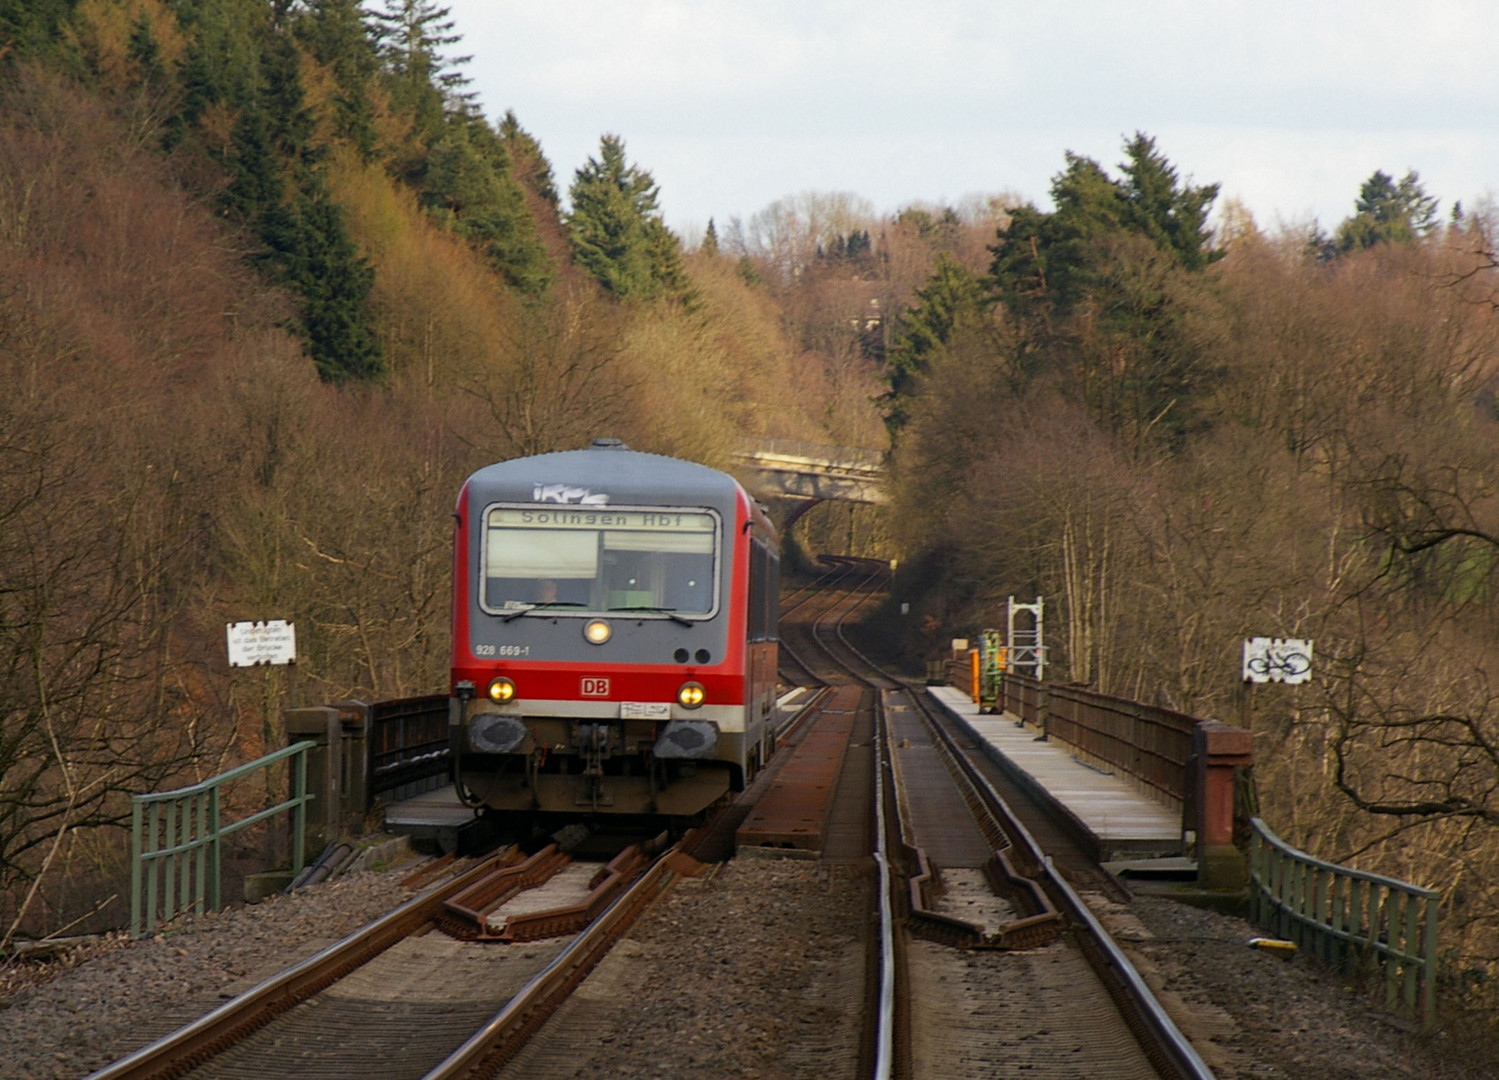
[1000,673,1197,810]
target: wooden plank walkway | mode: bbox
[927,686,1184,861]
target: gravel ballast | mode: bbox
[0,855,1489,1080]
[1,869,418,1080]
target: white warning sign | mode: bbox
[1242,637,1312,685]
[227,620,297,667]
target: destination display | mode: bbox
[486,507,717,533]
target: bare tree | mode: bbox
[452,285,630,460]
[0,345,221,945]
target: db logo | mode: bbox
[581,677,610,697]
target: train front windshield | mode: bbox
[482,506,720,617]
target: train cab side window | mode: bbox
[766,551,780,642]
[748,538,768,642]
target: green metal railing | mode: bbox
[1249,817,1439,1028]
[130,741,315,938]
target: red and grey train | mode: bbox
[450,439,780,821]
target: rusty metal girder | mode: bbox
[735,685,862,852]
[441,845,572,940]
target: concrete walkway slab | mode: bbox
[384,784,479,828]
[383,785,487,854]
[927,686,1184,861]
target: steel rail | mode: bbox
[798,561,896,1077]
[1046,854,1217,1080]
[812,567,1215,1080]
[772,684,836,747]
[775,631,823,688]
[776,555,857,613]
[779,558,872,686]
[814,561,888,673]
[871,693,897,1080]
[777,558,861,686]
[903,687,1211,1078]
[420,845,696,1080]
[85,852,521,1080]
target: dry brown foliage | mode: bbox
[889,217,1499,996]
[0,64,879,938]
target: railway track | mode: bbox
[86,561,872,1080]
[792,558,1213,1079]
[776,554,870,687]
[89,559,1213,1080]
[84,834,712,1080]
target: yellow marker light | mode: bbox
[583,619,612,645]
[677,681,706,709]
[488,677,516,703]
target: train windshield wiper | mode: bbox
[608,605,695,627]
[500,601,588,623]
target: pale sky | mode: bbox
[442,0,1499,241]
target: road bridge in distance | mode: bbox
[731,438,887,506]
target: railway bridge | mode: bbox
[731,438,887,507]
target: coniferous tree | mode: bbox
[880,253,983,436]
[366,0,471,137]
[985,134,1221,449]
[1118,133,1220,271]
[296,0,380,158]
[125,10,173,89]
[991,136,1219,315]
[221,26,383,382]
[0,0,74,58]
[280,184,384,382]
[990,154,1123,316]
[567,134,655,297]
[701,218,720,257]
[260,29,317,165]
[499,109,559,208]
[270,32,381,381]
[167,0,265,144]
[736,255,764,287]
[567,134,688,301]
[895,205,963,251]
[424,117,553,293]
[644,217,692,300]
[224,98,284,223]
[819,229,874,269]
[1334,170,1439,252]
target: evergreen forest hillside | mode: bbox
[6,0,1499,1023]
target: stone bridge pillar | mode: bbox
[1193,720,1254,889]
[284,703,369,853]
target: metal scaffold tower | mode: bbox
[1006,596,1046,681]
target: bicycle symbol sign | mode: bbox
[1242,637,1312,685]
